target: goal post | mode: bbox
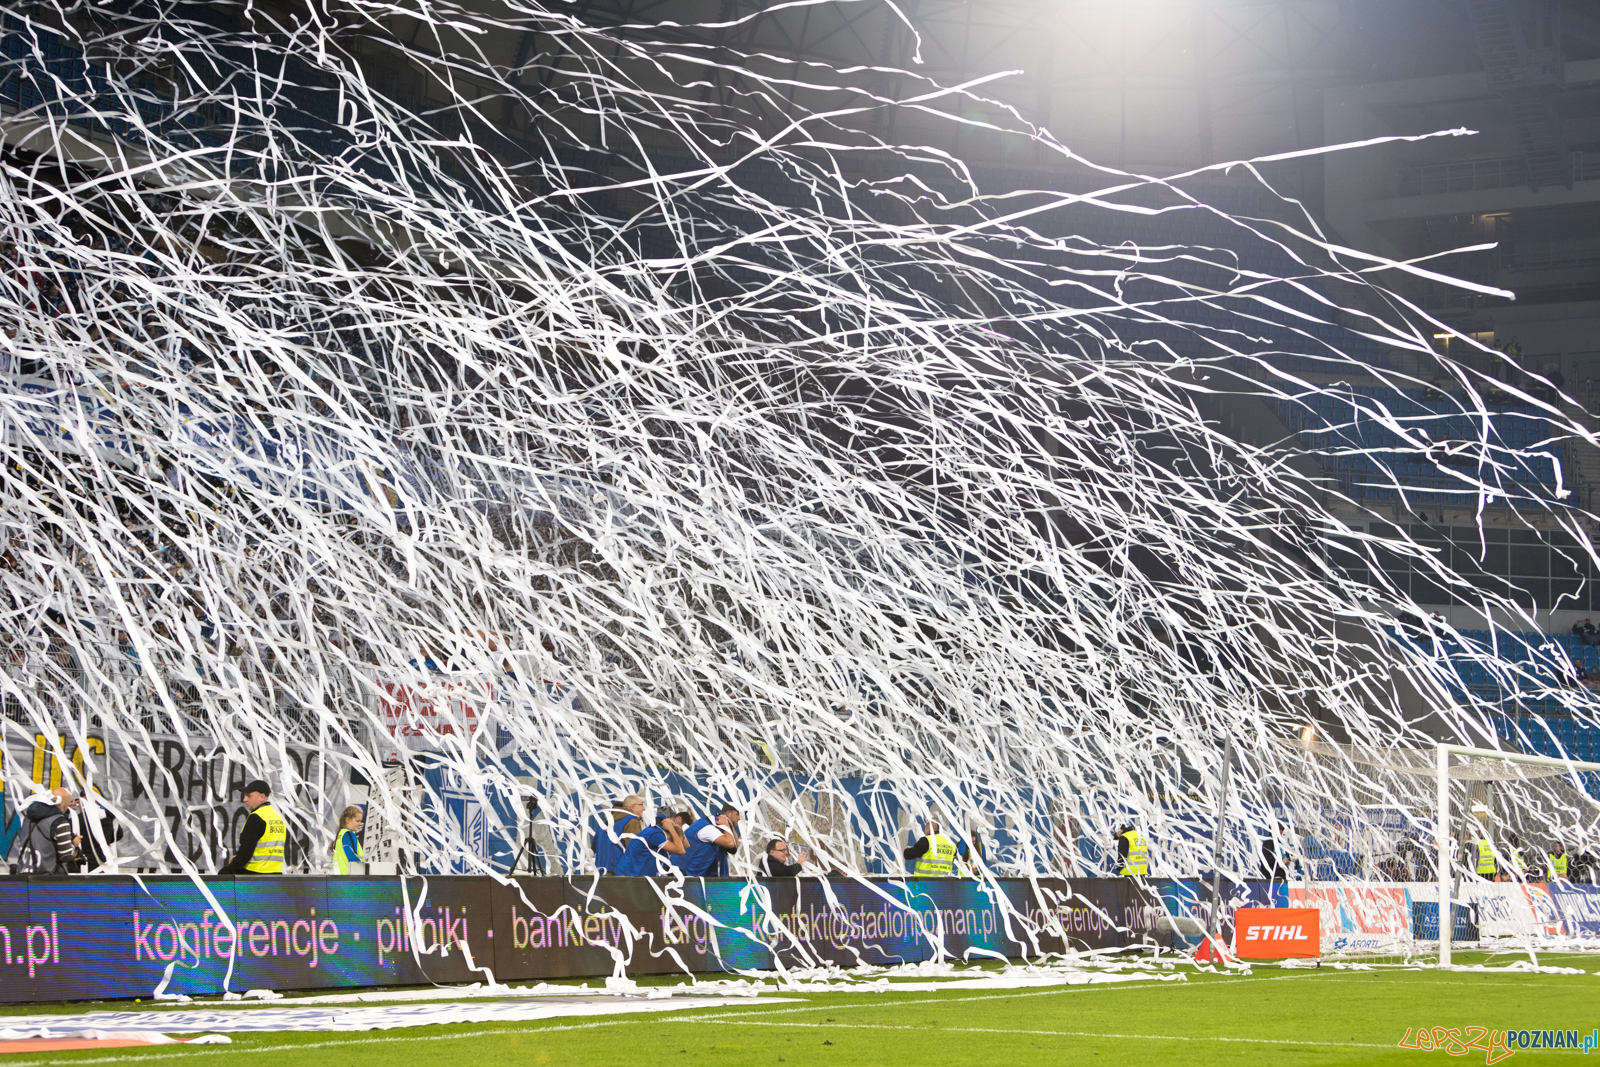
[1436,744,1600,966]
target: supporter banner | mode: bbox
[0,874,1173,1003]
[0,375,136,466]
[1233,907,1320,959]
[1548,883,1600,937]
[375,678,496,760]
[2,730,340,871]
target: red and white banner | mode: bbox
[376,677,496,758]
[1289,885,1411,953]
[1233,907,1321,959]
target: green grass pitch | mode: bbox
[3,955,1597,1065]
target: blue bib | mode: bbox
[675,817,730,877]
[592,813,634,874]
[617,825,670,876]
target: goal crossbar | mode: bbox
[1436,744,1600,965]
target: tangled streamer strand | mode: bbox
[0,1,1594,934]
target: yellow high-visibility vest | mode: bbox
[334,827,364,875]
[960,835,985,879]
[1550,852,1567,876]
[246,802,287,874]
[1475,838,1496,877]
[914,833,957,877]
[1119,829,1149,876]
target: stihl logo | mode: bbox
[1234,908,1320,959]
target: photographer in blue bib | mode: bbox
[592,795,645,874]
[671,804,741,877]
[220,780,287,875]
[617,808,690,876]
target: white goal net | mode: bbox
[1263,740,1600,968]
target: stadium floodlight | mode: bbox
[1435,745,1600,967]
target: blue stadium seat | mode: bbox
[1288,387,1566,503]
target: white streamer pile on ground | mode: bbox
[0,0,1595,945]
[6,998,794,1035]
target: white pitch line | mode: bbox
[0,1024,621,1067]
[11,967,1582,1065]
[672,1018,1399,1050]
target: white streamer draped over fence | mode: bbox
[0,0,1595,908]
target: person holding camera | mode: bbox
[757,838,803,878]
[674,804,740,877]
[617,809,690,876]
[15,787,81,875]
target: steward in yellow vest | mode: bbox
[1549,843,1568,880]
[905,821,962,877]
[222,779,287,874]
[245,803,288,873]
[1475,838,1496,878]
[1117,825,1148,876]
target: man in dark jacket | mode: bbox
[757,838,803,878]
[75,806,120,873]
[1261,837,1289,881]
[15,788,80,875]
[220,780,287,874]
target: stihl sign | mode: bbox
[1233,908,1321,959]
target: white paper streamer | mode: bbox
[0,1,1594,959]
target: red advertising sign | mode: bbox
[1234,907,1321,959]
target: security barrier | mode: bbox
[4,875,1596,1003]
[0,875,1165,1003]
